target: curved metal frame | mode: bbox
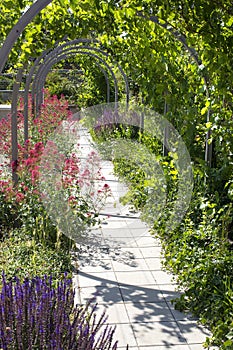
[32,41,129,110]
[24,50,112,142]
[23,39,91,140]
[0,0,213,176]
[0,0,51,73]
[23,40,129,141]
[34,51,113,115]
[33,47,120,116]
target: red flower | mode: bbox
[16,192,25,203]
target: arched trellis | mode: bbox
[32,43,129,116]
[137,12,212,166]
[0,0,213,177]
[9,40,128,182]
[24,48,112,142]
[34,50,114,117]
[22,39,129,143]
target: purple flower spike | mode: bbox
[0,272,128,349]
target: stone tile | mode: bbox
[177,320,211,344]
[76,244,112,260]
[124,239,141,248]
[78,271,117,287]
[107,238,137,249]
[77,251,111,264]
[167,301,198,322]
[129,228,150,238]
[109,323,138,348]
[128,229,149,239]
[124,301,174,323]
[79,284,122,305]
[158,284,182,303]
[95,302,130,324]
[114,247,145,259]
[100,211,129,219]
[188,345,218,350]
[119,284,164,303]
[132,321,187,346]
[102,228,134,239]
[115,270,155,285]
[128,219,149,230]
[112,258,149,272]
[151,270,176,285]
[135,235,160,247]
[75,235,104,250]
[78,259,113,273]
[101,219,130,229]
[140,246,162,258]
[145,257,163,270]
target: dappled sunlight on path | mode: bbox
[72,127,217,350]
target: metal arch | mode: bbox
[33,47,118,110]
[137,12,212,165]
[32,48,119,116]
[23,39,93,141]
[34,50,113,119]
[30,40,94,105]
[11,67,24,183]
[23,40,129,143]
[0,0,52,73]
[0,0,212,166]
[23,48,51,142]
[31,51,111,108]
[31,40,129,109]
[34,38,129,99]
[35,51,115,102]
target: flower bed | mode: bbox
[0,92,126,348]
[0,273,119,349]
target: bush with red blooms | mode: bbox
[0,90,110,246]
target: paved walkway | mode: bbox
[73,127,217,350]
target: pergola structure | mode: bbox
[0,0,212,185]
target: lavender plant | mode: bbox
[0,273,123,350]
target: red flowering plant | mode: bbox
[38,128,111,242]
[0,90,111,247]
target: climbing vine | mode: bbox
[0,0,233,347]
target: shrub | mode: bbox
[0,91,110,247]
[91,111,233,349]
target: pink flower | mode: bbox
[25,158,33,166]
[23,185,29,192]
[31,167,40,184]
[16,192,25,203]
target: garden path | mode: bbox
[72,126,218,350]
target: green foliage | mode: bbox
[92,120,233,348]
[1,0,233,347]
[0,229,72,283]
[160,196,233,349]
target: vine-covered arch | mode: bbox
[23,41,130,141]
[0,0,213,173]
[10,39,129,182]
[31,42,129,113]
